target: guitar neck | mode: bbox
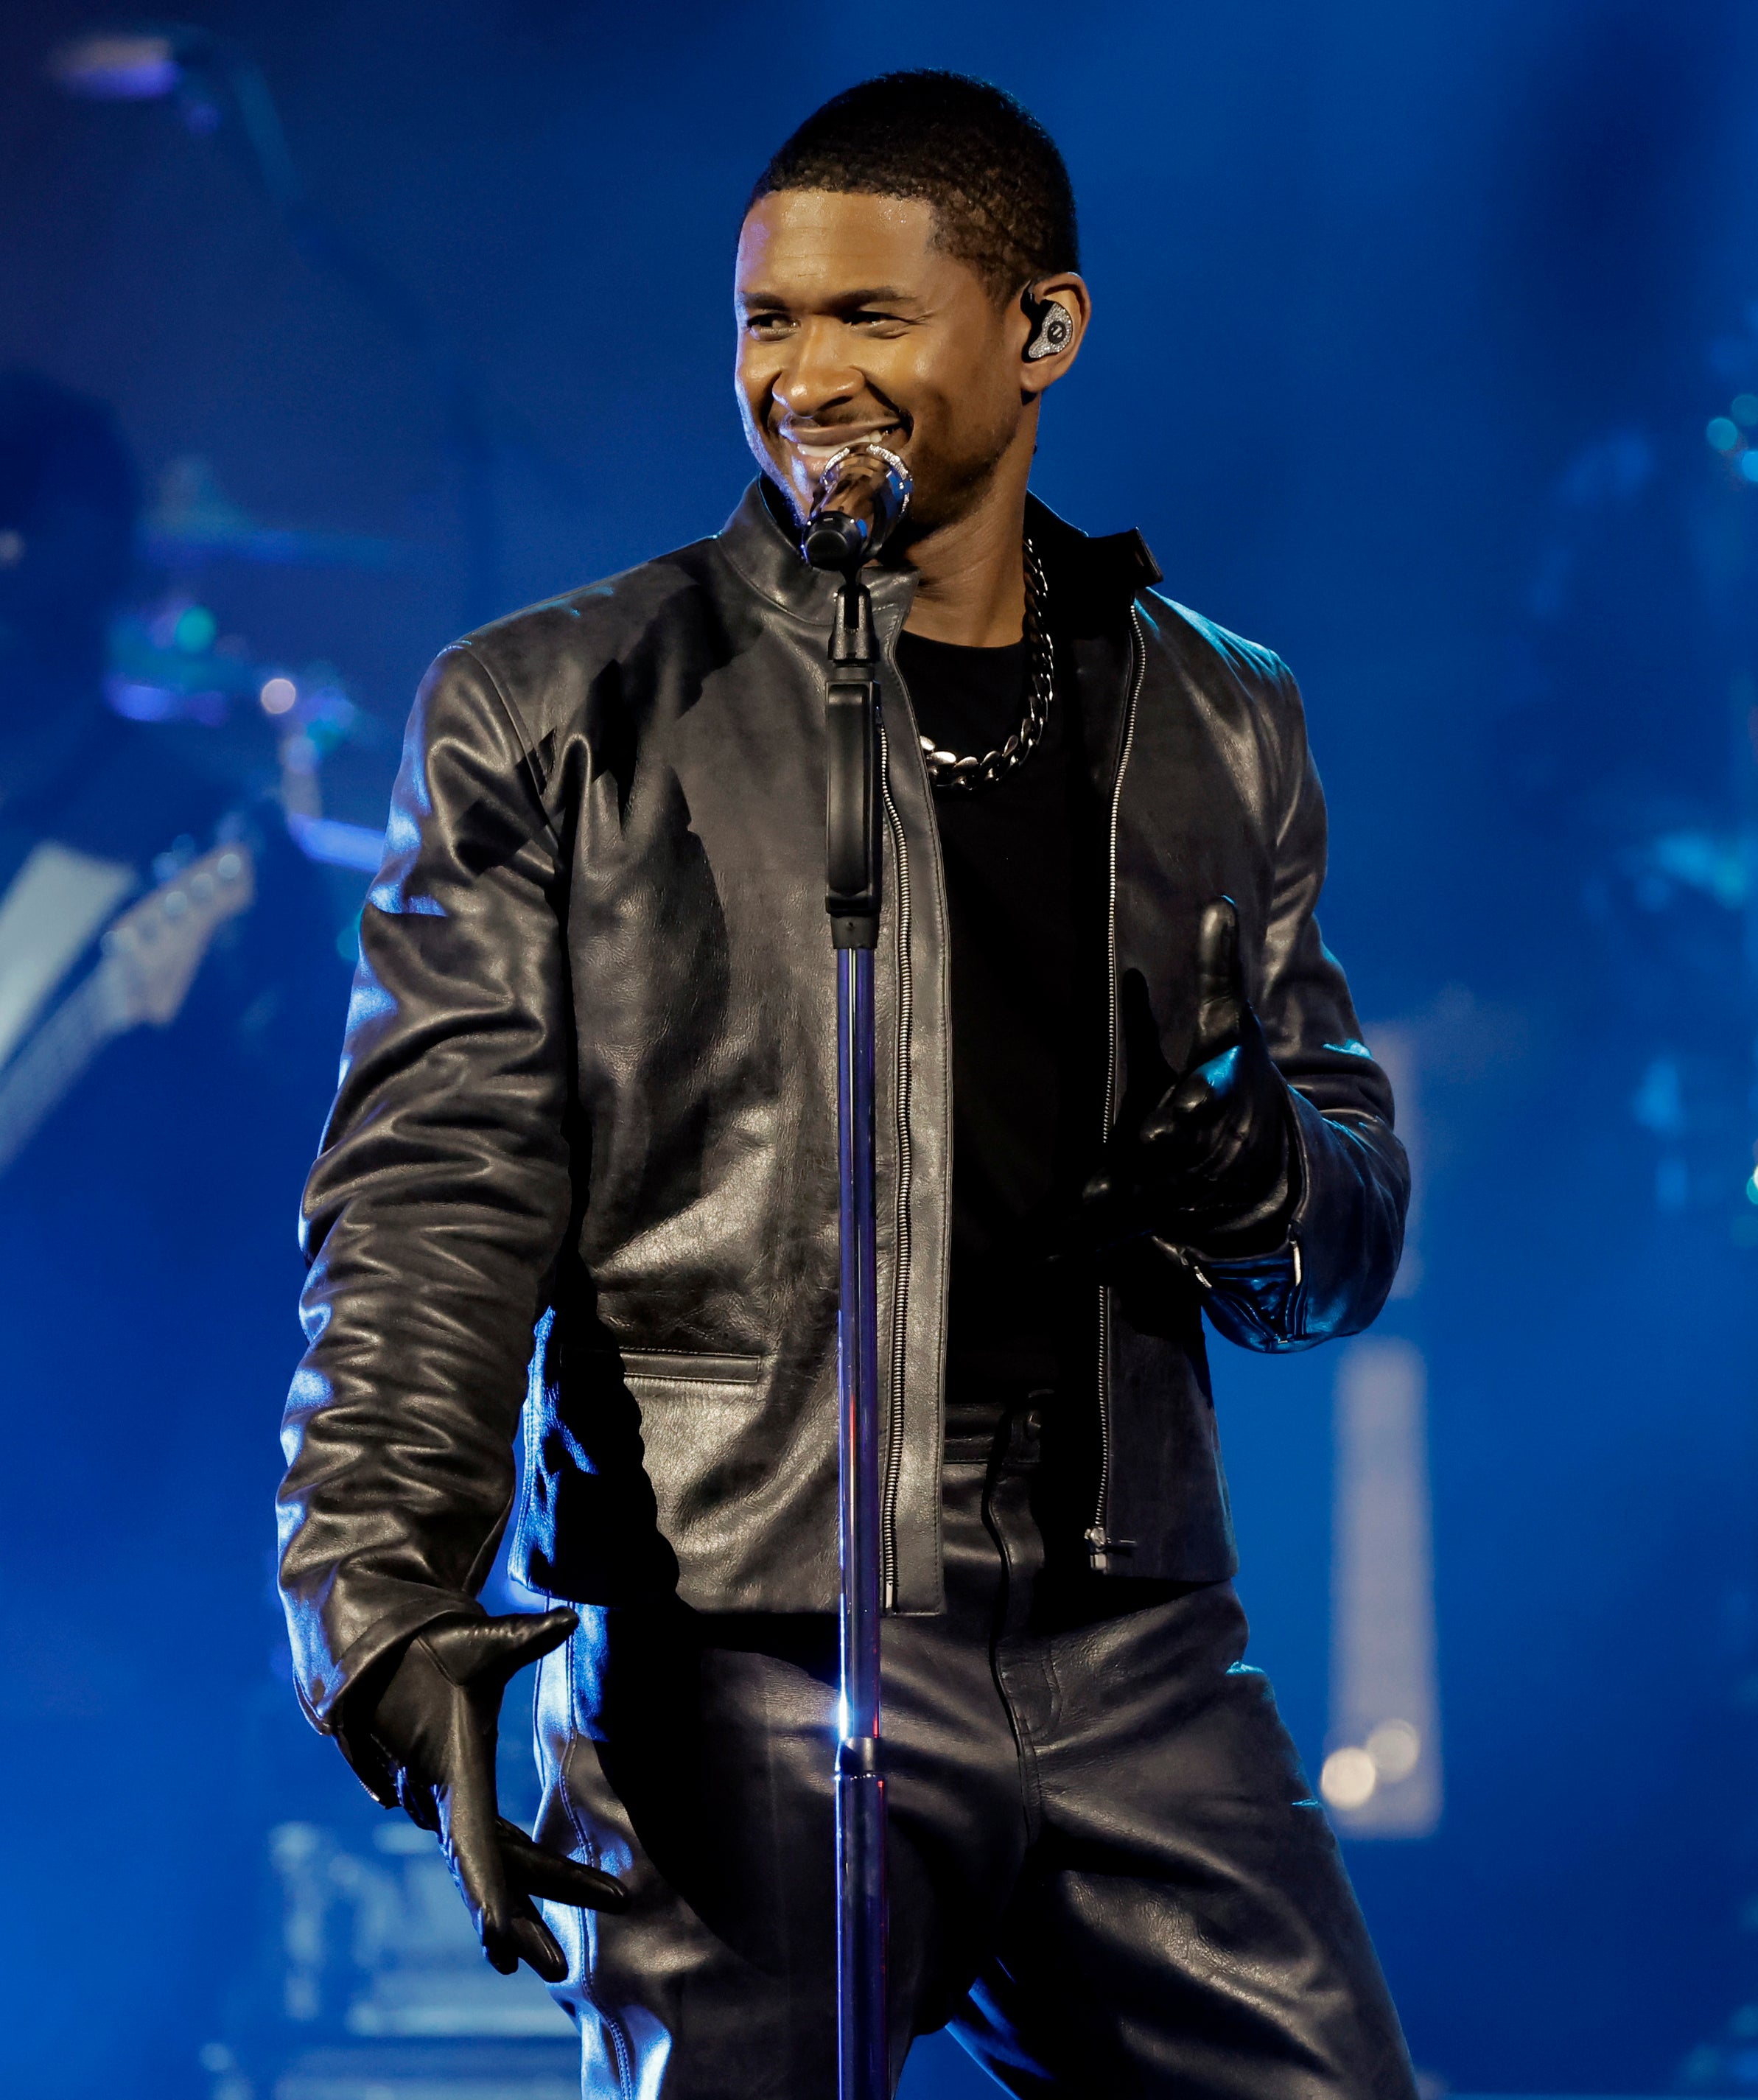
[0,837,255,1180]
[0,961,125,1178]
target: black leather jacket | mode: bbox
[277,481,1407,1749]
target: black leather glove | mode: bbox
[1078,897,1295,1265]
[358,1608,628,1981]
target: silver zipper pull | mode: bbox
[1085,1525,1135,1570]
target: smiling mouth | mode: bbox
[776,421,906,466]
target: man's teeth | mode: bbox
[788,433,897,458]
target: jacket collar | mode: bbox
[1024,494,1163,637]
[715,477,1162,640]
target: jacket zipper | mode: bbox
[875,715,914,1611]
[1087,607,1146,1572]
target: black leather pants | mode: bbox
[533,1407,1418,2099]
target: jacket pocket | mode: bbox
[617,1349,766,1386]
[626,1361,826,1604]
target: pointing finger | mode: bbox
[1188,897,1244,1065]
[436,1726,516,1960]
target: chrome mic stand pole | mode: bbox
[825,561,887,2100]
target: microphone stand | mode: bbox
[825,560,888,2100]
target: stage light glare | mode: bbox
[1366,1719,1421,1781]
[1734,394,1758,426]
[173,604,217,654]
[47,32,180,101]
[1707,417,1740,453]
[1320,1746,1378,1810]
[260,676,298,715]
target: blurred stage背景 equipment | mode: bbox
[1319,1023,1443,1844]
[197,1690,589,2100]
[0,363,358,2093]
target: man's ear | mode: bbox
[1018,273,1091,394]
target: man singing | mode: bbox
[279,71,1416,2099]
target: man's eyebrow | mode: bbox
[736,284,921,311]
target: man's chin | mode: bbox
[751,447,987,553]
[763,460,814,528]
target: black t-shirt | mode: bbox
[893,628,1109,1415]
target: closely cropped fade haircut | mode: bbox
[749,71,1079,303]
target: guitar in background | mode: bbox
[0,837,255,1179]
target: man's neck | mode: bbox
[898,420,1035,649]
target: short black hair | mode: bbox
[749,71,1079,302]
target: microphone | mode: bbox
[801,444,911,572]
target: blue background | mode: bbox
[1,3,1754,2093]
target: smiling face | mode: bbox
[734,190,1041,544]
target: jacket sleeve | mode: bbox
[1192,661,1409,1351]
[276,643,573,1764]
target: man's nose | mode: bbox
[773,318,863,421]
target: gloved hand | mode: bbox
[360,1608,628,1981]
[1077,897,1295,1264]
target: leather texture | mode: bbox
[276,480,1408,1751]
[530,1413,1420,2099]
[357,1608,626,1980]
[1077,897,1298,1262]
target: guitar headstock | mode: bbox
[101,842,257,1030]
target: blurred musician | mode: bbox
[0,369,343,2085]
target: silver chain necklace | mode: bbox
[916,537,1054,794]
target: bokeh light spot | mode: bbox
[1708,417,1740,452]
[1320,1746,1378,1809]
[1366,1719,1422,1780]
[260,676,298,715]
[174,604,217,654]
[48,33,180,100]
[1734,394,1758,426]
